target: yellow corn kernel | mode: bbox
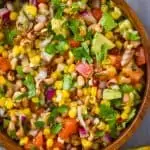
[121,112,128,120]
[124,106,131,114]
[101,100,110,106]
[35,39,40,49]
[58,99,65,106]
[46,138,54,148]
[115,40,123,49]
[51,71,60,80]
[19,137,29,146]
[91,87,97,97]
[68,107,77,118]
[9,11,18,21]
[30,55,41,66]
[23,108,31,116]
[2,51,8,58]
[105,31,114,40]
[24,4,37,17]
[13,46,24,56]
[0,32,4,41]
[83,88,88,96]
[97,122,106,130]
[64,66,69,73]
[104,125,110,132]
[89,96,96,104]
[101,4,108,13]
[62,90,70,98]
[0,97,6,107]
[70,102,78,107]
[54,81,63,90]
[32,97,39,103]
[5,98,14,109]
[81,139,92,149]
[68,64,75,73]
[44,128,51,136]
[94,105,100,115]
[0,46,4,53]
[0,76,6,85]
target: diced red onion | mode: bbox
[29,0,38,6]
[79,127,88,138]
[102,134,112,144]
[91,0,100,8]
[45,88,56,100]
[0,8,10,22]
[80,10,97,25]
[77,106,87,130]
[20,115,26,123]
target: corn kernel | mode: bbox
[9,11,18,21]
[24,4,37,17]
[51,71,61,80]
[121,112,128,120]
[5,98,14,109]
[115,40,123,49]
[124,106,131,114]
[89,96,96,104]
[62,90,70,98]
[0,76,6,85]
[19,137,29,146]
[83,88,88,96]
[2,51,8,58]
[91,87,97,97]
[0,46,4,53]
[97,122,106,130]
[44,128,51,136]
[0,97,6,107]
[32,97,39,103]
[68,64,75,73]
[64,66,68,73]
[68,107,77,118]
[0,32,4,41]
[54,81,63,90]
[94,105,100,115]
[46,138,54,148]
[105,31,114,40]
[23,108,31,116]
[105,125,110,132]
[30,55,41,66]
[101,100,110,106]
[111,7,122,20]
[13,46,24,57]
[101,4,108,13]
[81,139,92,149]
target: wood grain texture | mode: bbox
[0,0,150,150]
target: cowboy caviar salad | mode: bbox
[0,0,146,149]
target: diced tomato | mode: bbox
[36,108,45,115]
[53,141,64,150]
[24,142,33,150]
[129,70,144,83]
[109,55,121,69]
[37,0,48,3]
[59,118,78,139]
[0,57,11,72]
[92,8,102,21]
[33,131,44,147]
[69,39,80,48]
[135,46,146,66]
[76,63,93,78]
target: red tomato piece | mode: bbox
[0,57,11,72]
[92,8,102,21]
[135,46,146,66]
[33,131,44,147]
[69,39,81,48]
[76,63,93,78]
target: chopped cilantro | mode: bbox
[51,123,62,134]
[127,30,140,41]
[35,121,45,129]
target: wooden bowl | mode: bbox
[0,0,150,150]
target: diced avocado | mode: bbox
[91,33,115,53]
[103,89,122,100]
[51,17,68,37]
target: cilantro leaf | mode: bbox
[100,12,117,31]
[16,66,24,77]
[35,121,45,129]
[15,92,28,101]
[51,123,62,134]
[0,87,5,98]
[127,30,140,41]
[99,104,117,127]
[120,84,134,93]
[72,43,93,64]
[96,43,109,62]
[24,74,36,98]
[4,29,18,45]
